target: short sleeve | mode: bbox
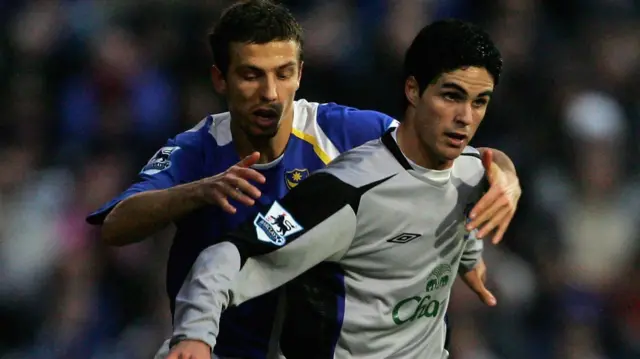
[315,103,399,152]
[86,123,206,225]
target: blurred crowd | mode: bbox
[1,0,639,358]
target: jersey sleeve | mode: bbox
[316,103,399,153]
[459,235,484,274]
[170,172,359,351]
[85,120,207,225]
[458,147,488,274]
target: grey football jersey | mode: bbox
[171,128,487,359]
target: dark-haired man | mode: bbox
[85,1,520,358]
[164,18,510,359]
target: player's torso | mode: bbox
[282,142,485,359]
[339,172,479,358]
[167,99,393,358]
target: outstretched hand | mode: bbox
[197,152,266,214]
[461,258,497,306]
[466,149,521,244]
[165,340,211,359]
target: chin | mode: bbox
[249,125,279,139]
[439,147,464,162]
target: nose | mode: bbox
[454,103,473,126]
[260,75,278,102]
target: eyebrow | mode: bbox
[239,61,297,72]
[441,82,493,98]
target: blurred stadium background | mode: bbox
[1,0,639,358]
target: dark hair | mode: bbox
[403,19,503,109]
[208,0,304,75]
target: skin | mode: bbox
[397,66,494,170]
[211,40,303,163]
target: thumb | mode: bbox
[238,152,260,167]
[481,148,494,183]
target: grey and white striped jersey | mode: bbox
[171,128,488,359]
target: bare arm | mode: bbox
[102,184,205,246]
[98,152,265,247]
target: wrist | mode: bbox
[170,335,214,353]
[169,181,208,208]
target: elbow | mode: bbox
[100,213,129,247]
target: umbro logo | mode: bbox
[387,233,422,244]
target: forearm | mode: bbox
[172,241,241,351]
[478,147,517,175]
[102,182,205,246]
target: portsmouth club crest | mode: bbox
[285,168,310,189]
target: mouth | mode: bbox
[252,108,280,127]
[444,132,468,147]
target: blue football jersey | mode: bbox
[86,99,397,358]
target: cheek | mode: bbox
[471,109,487,127]
[422,100,452,126]
[279,81,299,100]
[229,83,258,106]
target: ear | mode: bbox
[404,76,420,107]
[211,65,227,95]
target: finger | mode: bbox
[481,148,494,183]
[212,188,237,214]
[237,151,261,168]
[477,206,510,239]
[477,286,497,306]
[217,182,256,206]
[232,167,266,185]
[464,274,496,306]
[491,214,513,244]
[223,173,261,199]
[467,190,502,230]
[468,185,501,222]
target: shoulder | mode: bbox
[318,139,401,189]
[453,146,487,188]
[293,99,398,155]
[172,111,233,150]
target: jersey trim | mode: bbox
[291,100,341,165]
[381,128,412,170]
[291,128,332,164]
[460,152,481,160]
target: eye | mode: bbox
[472,98,489,108]
[277,69,295,80]
[239,69,262,81]
[442,92,463,101]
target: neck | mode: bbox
[396,110,452,170]
[231,108,294,163]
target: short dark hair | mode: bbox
[403,19,503,109]
[208,0,304,75]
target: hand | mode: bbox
[166,339,211,359]
[198,152,266,214]
[466,149,521,244]
[461,258,497,306]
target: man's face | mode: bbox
[413,67,494,162]
[216,40,302,138]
